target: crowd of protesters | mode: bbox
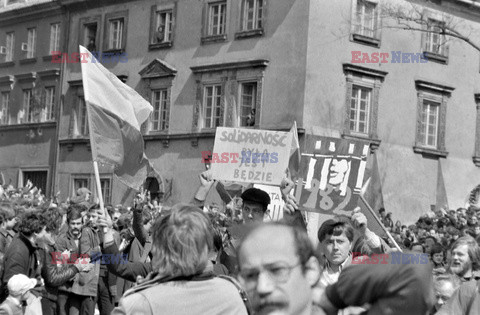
[0,173,479,315]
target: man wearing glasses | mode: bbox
[237,223,322,315]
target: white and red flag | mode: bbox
[79,45,154,189]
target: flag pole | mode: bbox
[359,195,402,252]
[93,161,105,212]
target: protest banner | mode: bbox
[254,184,285,222]
[293,135,369,244]
[210,127,293,185]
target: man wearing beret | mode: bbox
[239,188,270,224]
[215,187,271,275]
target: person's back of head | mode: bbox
[151,204,213,278]
[18,212,42,238]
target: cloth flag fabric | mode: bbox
[435,160,449,211]
[359,153,387,238]
[362,153,385,214]
[79,45,154,189]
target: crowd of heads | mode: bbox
[379,206,480,257]
[2,178,480,314]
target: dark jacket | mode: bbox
[1,233,41,302]
[56,227,101,297]
[2,233,40,282]
[0,229,14,254]
[132,207,148,247]
[36,237,79,302]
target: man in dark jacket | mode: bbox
[56,205,101,315]
[1,212,43,302]
[37,208,92,315]
[0,209,17,253]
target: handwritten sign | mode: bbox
[254,184,285,222]
[210,127,293,185]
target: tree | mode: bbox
[380,0,480,53]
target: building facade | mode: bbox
[0,0,65,196]
[306,0,480,223]
[56,0,308,206]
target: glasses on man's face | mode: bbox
[238,261,301,290]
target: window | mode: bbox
[84,23,98,52]
[103,11,128,52]
[351,0,381,46]
[23,89,33,123]
[342,64,387,150]
[0,92,9,125]
[5,32,14,62]
[414,80,453,158]
[419,99,439,148]
[151,89,169,131]
[49,23,60,54]
[239,82,257,127]
[208,2,226,36]
[26,28,36,58]
[355,0,376,37]
[45,87,55,121]
[76,97,89,136]
[100,178,111,204]
[23,171,48,195]
[204,85,222,128]
[241,0,263,31]
[349,85,371,135]
[108,19,124,50]
[425,20,447,56]
[152,10,173,44]
[191,60,268,131]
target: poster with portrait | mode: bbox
[293,135,370,244]
[294,135,370,214]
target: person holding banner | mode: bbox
[313,213,386,314]
[220,188,271,275]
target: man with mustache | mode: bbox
[56,205,101,315]
[237,223,322,315]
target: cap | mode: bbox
[241,188,270,209]
[7,274,37,296]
